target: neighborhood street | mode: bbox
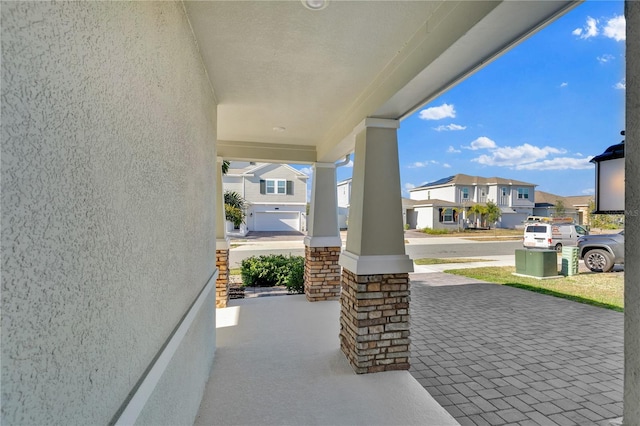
[228,234,522,268]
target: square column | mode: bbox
[304,162,343,301]
[624,1,640,424]
[215,157,230,308]
[338,118,414,374]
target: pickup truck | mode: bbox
[577,230,624,272]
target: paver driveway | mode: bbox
[409,272,623,426]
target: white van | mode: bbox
[523,222,589,251]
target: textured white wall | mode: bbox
[2,2,217,424]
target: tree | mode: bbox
[222,160,230,175]
[224,190,247,228]
[485,200,501,233]
[469,204,486,227]
[554,199,566,217]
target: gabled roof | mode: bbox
[535,191,594,207]
[226,162,308,179]
[411,174,536,190]
[411,198,460,208]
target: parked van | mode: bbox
[523,222,589,251]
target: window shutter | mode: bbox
[438,208,443,222]
[260,180,266,195]
[286,180,293,195]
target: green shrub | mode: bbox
[285,256,305,294]
[240,254,304,291]
[420,227,451,235]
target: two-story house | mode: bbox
[223,162,308,232]
[408,174,537,229]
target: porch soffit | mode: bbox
[184,1,581,164]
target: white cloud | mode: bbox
[582,188,595,195]
[343,160,354,168]
[560,82,568,88]
[419,103,456,120]
[407,160,438,168]
[433,123,466,132]
[603,15,625,41]
[466,136,497,151]
[442,163,451,168]
[447,145,461,153]
[299,167,313,176]
[615,79,626,90]
[514,156,594,171]
[597,54,615,64]
[573,16,599,39]
[472,143,565,168]
[404,183,416,190]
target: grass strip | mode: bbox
[445,266,623,311]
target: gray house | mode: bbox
[224,162,308,232]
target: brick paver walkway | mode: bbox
[409,272,623,426]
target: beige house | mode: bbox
[534,191,594,225]
[408,174,537,229]
[223,162,308,232]
[3,2,639,425]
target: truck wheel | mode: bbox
[584,249,614,273]
[555,243,562,252]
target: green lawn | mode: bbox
[445,266,624,311]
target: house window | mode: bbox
[501,187,507,197]
[517,188,529,199]
[439,208,456,223]
[261,179,293,195]
[461,187,469,200]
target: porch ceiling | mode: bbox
[184,0,581,164]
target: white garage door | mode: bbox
[254,212,300,231]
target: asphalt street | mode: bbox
[228,238,522,268]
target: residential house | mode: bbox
[224,162,308,232]
[337,178,352,229]
[5,2,639,426]
[533,191,594,226]
[408,174,537,229]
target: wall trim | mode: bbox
[304,235,343,248]
[112,269,218,426]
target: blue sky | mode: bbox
[298,0,626,199]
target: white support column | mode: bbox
[303,163,342,301]
[338,118,413,374]
[215,157,230,308]
[624,1,640,424]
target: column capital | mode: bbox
[314,162,337,169]
[354,118,399,135]
[216,237,231,250]
[304,235,342,248]
[339,251,414,275]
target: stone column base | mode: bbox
[304,245,341,302]
[339,269,410,374]
[216,249,229,308]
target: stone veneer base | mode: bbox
[304,245,341,302]
[216,249,229,308]
[340,269,410,374]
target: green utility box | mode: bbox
[561,246,579,276]
[515,249,558,278]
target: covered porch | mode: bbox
[2,1,639,425]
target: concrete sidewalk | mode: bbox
[196,296,459,426]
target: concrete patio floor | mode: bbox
[195,295,458,426]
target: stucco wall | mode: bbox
[2,2,217,425]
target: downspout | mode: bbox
[335,154,351,168]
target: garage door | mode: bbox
[254,212,300,231]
